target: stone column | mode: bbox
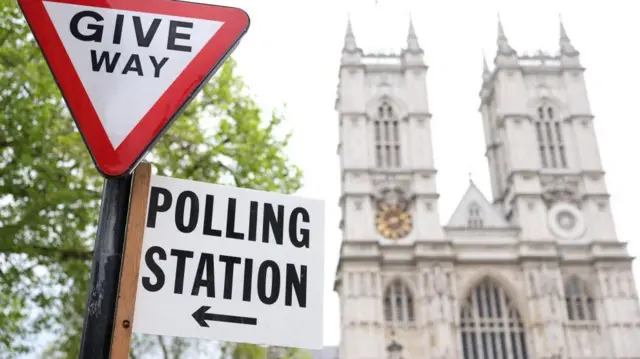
[424,263,456,359]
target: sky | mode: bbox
[21,0,640,356]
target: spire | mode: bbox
[496,14,516,56]
[497,14,506,38]
[408,14,417,38]
[406,14,421,52]
[558,15,579,57]
[343,14,357,52]
[482,52,490,76]
[559,14,569,38]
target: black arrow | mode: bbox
[192,306,258,327]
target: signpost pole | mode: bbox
[78,174,133,359]
[111,163,153,359]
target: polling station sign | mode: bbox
[131,175,325,349]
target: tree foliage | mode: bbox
[221,343,312,359]
[0,0,303,357]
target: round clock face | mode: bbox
[548,203,585,239]
[376,205,412,240]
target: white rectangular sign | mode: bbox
[132,175,325,349]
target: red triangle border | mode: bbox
[18,0,250,177]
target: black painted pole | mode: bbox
[78,175,133,359]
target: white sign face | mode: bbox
[43,2,223,148]
[132,175,326,350]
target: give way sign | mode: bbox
[17,0,250,178]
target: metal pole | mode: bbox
[78,175,133,359]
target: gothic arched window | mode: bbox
[467,202,484,228]
[374,102,401,168]
[460,277,529,359]
[564,276,596,321]
[383,279,415,325]
[534,104,567,169]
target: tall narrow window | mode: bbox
[460,277,529,359]
[374,102,401,168]
[535,105,567,169]
[467,202,484,228]
[564,276,597,321]
[383,279,415,325]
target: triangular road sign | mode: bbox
[17,0,250,178]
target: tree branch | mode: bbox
[215,161,240,186]
[158,336,170,359]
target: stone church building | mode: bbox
[315,16,640,359]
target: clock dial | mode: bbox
[376,204,412,240]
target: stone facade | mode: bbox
[330,17,640,359]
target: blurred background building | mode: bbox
[322,13,640,359]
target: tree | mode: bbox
[0,0,303,357]
[221,343,312,359]
[124,338,313,359]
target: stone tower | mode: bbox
[473,17,640,358]
[334,16,452,359]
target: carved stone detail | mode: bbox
[425,201,433,211]
[540,175,581,205]
[423,263,455,359]
[372,178,412,196]
[424,264,451,299]
[372,181,412,210]
[538,263,561,298]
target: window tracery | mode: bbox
[460,277,529,359]
[564,276,596,321]
[374,102,401,168]
[467,202,484,228]
[383,279,415,325]
[534,105,567,169]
